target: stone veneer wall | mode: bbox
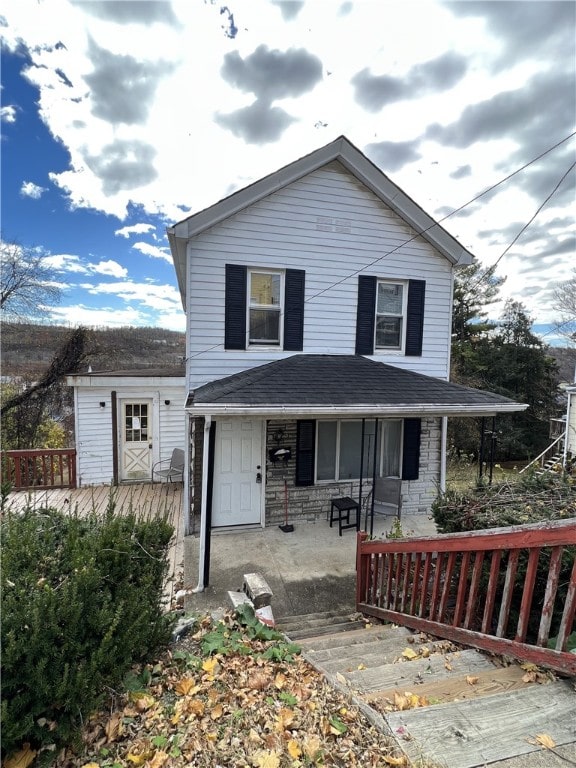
[263,417,442,524]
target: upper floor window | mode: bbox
[375,281,406,350]
[248,270,282,346]
[225,264,305,352]
[356,276,425,357]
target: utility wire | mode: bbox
[187,131,576,361]
[469,160,576,292]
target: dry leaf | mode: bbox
[521,662,538,672]
[402,648,418,660]
[210,703,223,720]
[421,647,430,658]
[302,734,322,760]
[394,691,410,711]
[532,733,556,749]
[275,708,295,731]
[202,658,218,675]
[251,750,280,768]
[104,711,123,741]
[336,672,347,685]
[466,676,479,686]
[274,672,287,689]
[175,677,198,696]
[523,671,537,683]
[287,739,301,759]
[187,698,206,717]
[3,744,37,768]
[126,753,148,766]
[444,661,452,671]
[130,692,156,712]
[357,663,367,670]
[383,756,407,766]
[148,751,169,768]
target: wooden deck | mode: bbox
[4,482,184,605]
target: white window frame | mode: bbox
[247,269,284,347]
[375,280,408,352]
[315,418,402,482]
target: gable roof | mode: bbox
[167,135,474,305]
[187,355,526,418]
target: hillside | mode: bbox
[1,322,186,378]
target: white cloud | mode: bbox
[48,304,147,328]
[20,181,46,199]
[43,253,90,274]
[132,241,172,262]
[115,223,156,238]
[1,105,18,123]
[89,259,127,278]
[81,279,183,312]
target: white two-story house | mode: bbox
[168,136,525,568]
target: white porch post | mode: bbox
[193,414,212,593]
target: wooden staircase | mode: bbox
[276,611,576,768]
[535,453,565,476]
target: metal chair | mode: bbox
[366,476,402,520]
[152,448,184,483]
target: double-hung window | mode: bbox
[316,419,402,481]
[248,270,282,346]
[375,281,406,350]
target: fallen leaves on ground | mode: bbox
[50,613,408,768]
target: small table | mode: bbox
[330,496,360,536]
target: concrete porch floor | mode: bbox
[183,513,437,620]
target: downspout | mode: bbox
[193,414,212,593]
[440,416,447,493]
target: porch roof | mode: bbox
[186,355,527,417]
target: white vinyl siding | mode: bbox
[187,162,453,390]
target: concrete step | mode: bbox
[276,610,366,639]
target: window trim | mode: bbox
[247,268,284,347]
[375,279,408,352]
[315,418,403,483]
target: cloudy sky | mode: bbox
[1,0,575,340]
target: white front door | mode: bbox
[212,419,263,527]
[120,400,153,481]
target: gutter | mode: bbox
[184,403,528,418]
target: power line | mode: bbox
[469,159,576,291]
[187,131,576,361]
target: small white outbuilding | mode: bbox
[66,367,186,486]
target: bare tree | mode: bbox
[552,268,576,345]
[0,239,62,319]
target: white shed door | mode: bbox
[120,400,153,481]
[212,420,262,527]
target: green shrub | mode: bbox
[1,500,176,758]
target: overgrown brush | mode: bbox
[1,497,176,760]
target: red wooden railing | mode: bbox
[356,519,576,675]
[1,449,77,490]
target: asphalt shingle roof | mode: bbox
[188,355,524,415]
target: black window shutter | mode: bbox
[402,418,421,481]
[283,269,305,351]
[355,275,376,355]
[224,264,247,350]
[296,420,316,486]
[405,280,426,356]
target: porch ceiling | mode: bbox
[186,355,527,418]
